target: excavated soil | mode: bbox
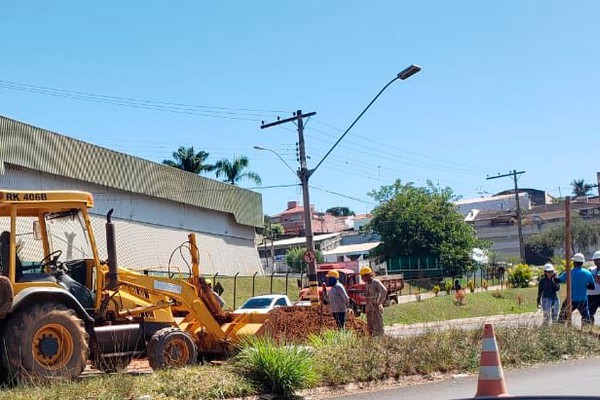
[260,306,368,342]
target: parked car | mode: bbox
[234,294,292,314]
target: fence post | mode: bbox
[252,271,258,297]
[233,272,240,309]
[270,271,276,294]
[285,271,290,295]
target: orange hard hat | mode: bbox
[326,270,339,279]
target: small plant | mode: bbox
[482,280,489,290]
[414,289,422,302]
[491,289,504,299]
[516,294,524,306]
[467,280,475,293]
[444,280,453,295]
[432,285,440,296]
[235,336,318,398]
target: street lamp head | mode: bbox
[253,145,266,150]
[397,64,421,80]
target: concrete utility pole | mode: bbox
[261,110,319,304]
[486,170,526,262]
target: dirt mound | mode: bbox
[260,306,367,342]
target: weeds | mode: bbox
[235,335,318,398]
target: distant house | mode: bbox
[270,201,349,236]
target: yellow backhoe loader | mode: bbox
[0,189,268,382]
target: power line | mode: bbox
[309,185,374,205]
[0,79,289,120]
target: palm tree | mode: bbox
[571,179,593,197]
[162,146,215,174]
[214,156,261,185]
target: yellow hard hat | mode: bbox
[326,270,339,279]
[359,266,373,276]
[205,279,213,285]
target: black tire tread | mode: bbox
[147,327,197,370]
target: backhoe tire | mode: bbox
[147,327,197,370]
[91,355,132,373]
[0,276,13,319]
[2,302,89,382]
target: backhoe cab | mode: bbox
[0,189,267,383]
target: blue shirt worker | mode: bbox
[322,270,349,329]
[558,253,595,324]
[586,250,600,324]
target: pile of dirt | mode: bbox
[260,306,368,342]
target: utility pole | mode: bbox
[261,110,319,304]
[487,170,526,262]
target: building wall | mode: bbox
[0,166,262,275]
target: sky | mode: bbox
[1,1,599,216]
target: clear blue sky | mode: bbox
[2,1,599,216]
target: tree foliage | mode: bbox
[285,247,324,273]
[263,215,284,239]
[571,179,593,197]
[527,217,600,256]
[365,179,481,275]
[325,207,355,217]
[215,156,262,185]
[162,146,215,174]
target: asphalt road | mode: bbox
[330,357,600,399]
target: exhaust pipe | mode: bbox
[105,209,118,290]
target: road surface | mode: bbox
[329,357,600,399]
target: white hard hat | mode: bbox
[543,263,555,272]
[593,251,600,260]
[572,253,585,263]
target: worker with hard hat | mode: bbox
[558,253,595,324]
[360,266,387,336]
[321,270,349,329]
[536,263,560,324]
[587,250,600,323]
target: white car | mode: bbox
[234,294,292,314]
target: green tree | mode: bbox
[325,207,356,217]
[162,146,215,174]
[263,215,284,239]
[214,156,262,185]
[365,179,481,275]
[285,247,324,273]
[571,179,593,197]
[527,216,600,257]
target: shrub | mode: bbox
[482,280,489,290]
[432,285,440,296]
[444,280,453,295]
[235,336,318,398]
[507,263,533,288]
[491,289,504,298]
[467,280,475,293]
[455,289,466,305]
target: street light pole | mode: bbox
[260,65,421,305]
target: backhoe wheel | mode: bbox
[2,302,89,382]
[147,327,197,370]
[91,355,132,373]
[0,276,13,319]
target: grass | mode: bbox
[383,287,539,325]
[204,275,301,309]
[3,324,600,399]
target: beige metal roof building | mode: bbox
[0,115,264,275]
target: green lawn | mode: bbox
[383,287,539,325]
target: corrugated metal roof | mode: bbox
[0,115,262,228]
[322,242,380,256]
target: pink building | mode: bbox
[271,201,349,236]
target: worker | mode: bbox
[587,250,600,323]
[360,266,387,336]
[205,279,225,308]
[322,270,349,329]
[558,253,595,324]
[536,263,560,324]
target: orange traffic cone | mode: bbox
[474,323,510,398]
